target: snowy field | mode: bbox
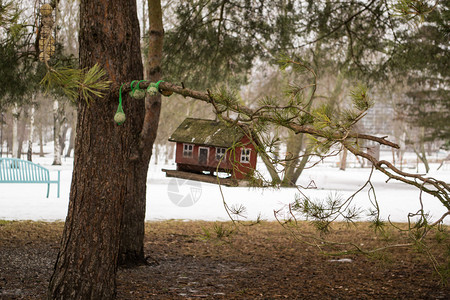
[0,145,449,224]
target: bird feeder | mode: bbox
[40,3,53,17]
[146,82,159,96]
[40,25,52,38]
[37,1,56,62]
[129,80,146,99]
[39,52,51,62]
[115,84,126,125]
[41,15,54,27]
[39,37,55,56]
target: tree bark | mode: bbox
[60,123,69,156]
[291,143,313,184]
[11,104,19,158]
[17,112,26,159]
[65,111,76,157]
[48,0,145,298]
[164,143,170,164]
[281,84,316,187]
[118,0,164,266]
[52,99,62,165]
[0,112,4,157]
[281,131,304,186]
[38,124,45,157]
[27,100,36,161]
[167,143,174,163]
[340,147,348,171]
[153,144,159,165]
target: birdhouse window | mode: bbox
[215,147,226,161]
[240,148,251,163]
[183,144,194,158]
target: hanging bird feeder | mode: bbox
[40,3,53,16]
[115,80,171,125]
[147,80,167,96]
[146,82,159,96]
[114,84,126,125]
[129,80,146,99]
[41,15,54,27]
[40,25,52,38]
[38,1,56,62]
[39,36,55,56]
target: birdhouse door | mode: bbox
[198,147,209,165]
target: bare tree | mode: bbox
[27,95,36,161]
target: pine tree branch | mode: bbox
[121,80,448,211]
[161,82,398,148]
[124,81,399,149]
[296,0,377,49]
[345,143,450,210]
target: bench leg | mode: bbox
[47,183,50,198]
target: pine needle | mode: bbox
[40,63,111,103]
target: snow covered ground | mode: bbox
[0,145,449,224]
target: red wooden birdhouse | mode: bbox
[168,118,257,180]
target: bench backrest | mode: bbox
[0,158,50,182]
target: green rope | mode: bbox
[155,80,163,90]
[138,79,146,89]
[130,79,146,99]
[116,79,167,125]
[130,80,139,91]
[114,83,126,125]
[118,83,124,108]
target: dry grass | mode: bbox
[0,220,449,299]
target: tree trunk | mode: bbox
[17,112,27,159]
[168,143,174,162]
[164,143,170,164]
[153,144,159,165]
[339,147,348,171]
[65,111,76,157]
[0,112,4,157]
[11,104,19,158]
[281,84,315,187]
[118,0,164,266]
[52,99,62,165]
[418,140,430,173]
[281,131,304,186]
[60,123,69,156]
[391,148,396,166]
[38,124,45,157]
[410,128,430,173]
[290,143,313,184]
[27,101,36,161]
[48,0,145,298]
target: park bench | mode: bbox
[0,158,60,198]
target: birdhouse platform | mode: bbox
[162,169,252,187]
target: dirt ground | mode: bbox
[0,220,449,299]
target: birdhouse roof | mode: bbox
[169,118,246,148]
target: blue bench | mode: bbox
[0,158,60,198]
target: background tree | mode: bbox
[390,1,449,156]
[118,0,164,266]
[0,1,39,158]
